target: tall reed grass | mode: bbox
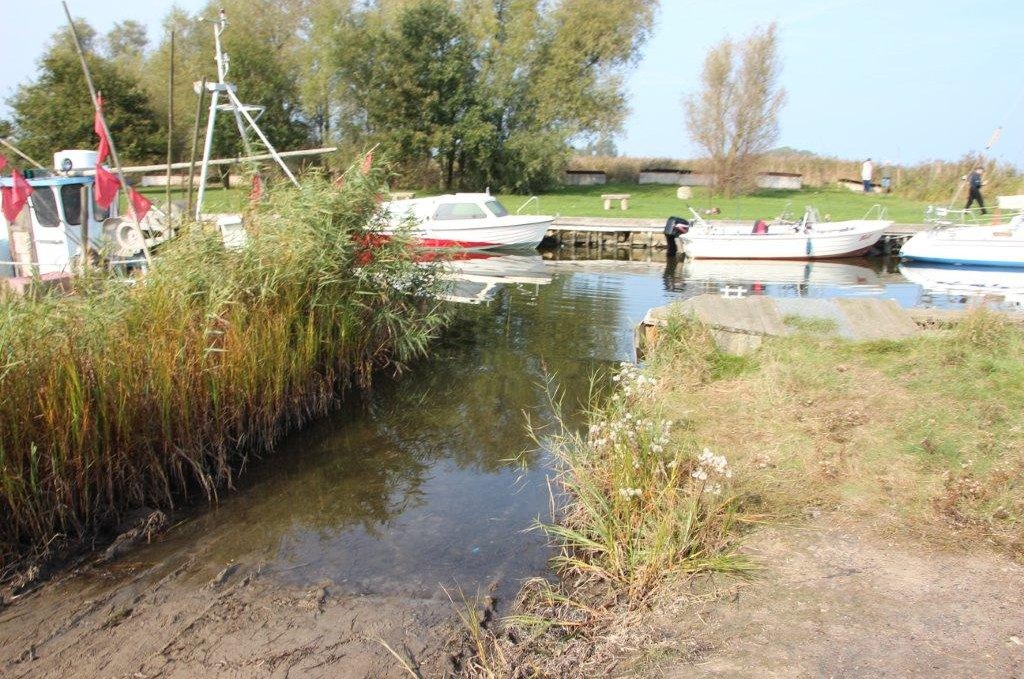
[0,167,452,566]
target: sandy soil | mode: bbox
[0,553,461,678]
[663,515,1024,679]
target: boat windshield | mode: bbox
[31,188,62,228]
[485,200,509,217]
[434,203,487,220]
[61,184,83,226]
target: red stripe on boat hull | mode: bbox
[416,237,500,249]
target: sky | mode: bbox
[2,0,1024,167]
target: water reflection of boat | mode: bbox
[898,263,1024,304]
[439,252,552,304]
[682,258,880,286]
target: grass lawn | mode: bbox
[498,183,934,224]
[130,185,248,214]
[130,182,934,224]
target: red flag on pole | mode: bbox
[1,168,34,223]
[128,188,153,222]
[94,165,120,209]
[95,94,111,164]
[360,152,373,175]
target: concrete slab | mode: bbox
[637,294,922,357]
[834,297,919,340]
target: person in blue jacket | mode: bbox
[964,166,987,215]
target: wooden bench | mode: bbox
[601,193,631,210]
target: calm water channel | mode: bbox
[104,250,1023,602]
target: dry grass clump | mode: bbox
[0,166,452,567]
[453,326,753,677]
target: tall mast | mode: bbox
[194,10,299,220]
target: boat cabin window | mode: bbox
[61,184,83,226]
[433,202,487,220]
[31,187,61,228]
[485,200,509,217]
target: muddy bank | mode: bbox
[0,551,468,677]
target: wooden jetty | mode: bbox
[548,217,928,255]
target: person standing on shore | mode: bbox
[964,166,987,214]
[663,216,691,257]
[861,158,874,192]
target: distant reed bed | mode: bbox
[570,154,1024,202]
[0,169,451,565]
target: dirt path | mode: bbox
[666,516,1024,678]
[0,553,461,678]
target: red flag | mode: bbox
[2,168,34,223]
[128,188,152,222]
[94,165,120,209]
[0,155,7,171]
[360,152,373,175]
[95,94,111,164]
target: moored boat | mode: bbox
[384,192,553,250]
[0,150,175,283]
[899,214,1024,267]
[679,208,891,260]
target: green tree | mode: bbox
[332,0,655,192]
[7,21,164,164]
[339,0,480,188]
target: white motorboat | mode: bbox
[899,213,1024,267]
[679,207,892,260]
[384,193,553,250]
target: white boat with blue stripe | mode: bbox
[900,212,1024,267]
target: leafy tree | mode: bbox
[333,0,656,192]
[684,23,786,197]
[338,0,480,189]
[7,21,164,164]
[106,20,148,62]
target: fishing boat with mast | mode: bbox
[0,8,335,287]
